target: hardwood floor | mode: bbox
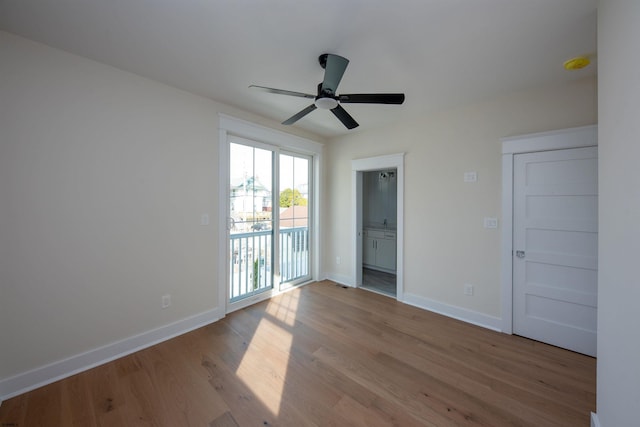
[0,280,596,426]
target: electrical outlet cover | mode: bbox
[162,294,171,308]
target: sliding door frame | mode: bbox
[278,149,314,290]
[218,114,322,314]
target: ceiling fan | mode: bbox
[250,53,405,130]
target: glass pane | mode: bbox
[229,142,273,302]
[279,153,310,285]
[230,144,272,233]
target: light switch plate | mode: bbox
[484,217,498,229]
[464,171,478,182]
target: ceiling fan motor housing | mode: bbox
[315,82,338,109]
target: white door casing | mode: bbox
[513,147,598,356]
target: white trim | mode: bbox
[325,273,354,287]
[403,293,502,332]
[351,153,405,302]
[502,125,598,154]
[226,279,315,314]
[500,152,514,334]
[353,171,364,286]
[0,307,222,402]
[500,125,597,334]
[591,412,601,427]
[312,153,322,281]
[218,114,323,155]
[227,291,275,313]
[218,114,323,314]
[218,126,230,319]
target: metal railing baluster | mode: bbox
[229,227,309,302]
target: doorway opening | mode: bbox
[352,153,404,301]
[361,169,398,297]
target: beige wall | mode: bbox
[0,31,320,381]
[596,1,640,426]
[323,77,597,319]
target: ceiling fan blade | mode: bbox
[338,93,405,104]
[282,104,317,125]
[331,105,359,129]
[249,85,315,99]
[321,54,349,94]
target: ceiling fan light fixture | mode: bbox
[315,97,338,110]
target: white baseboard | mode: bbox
[0,307,223,402]
[402,292,502,332]
[591,412,601,427]
[325,272,354,287]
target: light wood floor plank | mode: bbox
[59,373,98,427]
[0,280,596,426]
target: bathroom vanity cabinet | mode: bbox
[363,229,396,272]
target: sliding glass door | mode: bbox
[279,152,311,288]
[229,142,274,302]
[228,140,312,304]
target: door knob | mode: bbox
[516,250,525,259]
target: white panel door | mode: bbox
[513,147,598,356]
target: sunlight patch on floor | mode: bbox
[236,289,300,416]
[265,288,301,327]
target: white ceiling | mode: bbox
[0,0,597,138]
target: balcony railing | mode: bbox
[280,227,309,283]
[229,227,309,302]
